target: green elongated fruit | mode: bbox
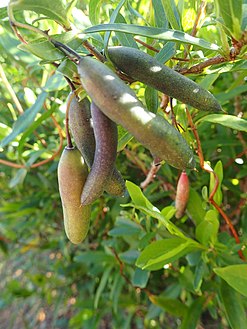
[57,146,91,244]
[108,46,222,113]
[175,171,190,219]
[81,102,118,205]
[77,56,195,170]
[68,94,125,197]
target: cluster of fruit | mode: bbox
[57,46,221,244]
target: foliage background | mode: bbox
[0,0,247,328]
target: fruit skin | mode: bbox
[81,102,118,205]
[108,46,222,113]
[77,56,195,170]
[175,171,190,219]
[68,94,125,197]
[57,146,91,244]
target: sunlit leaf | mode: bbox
[198,114,247,132]
[84,23,220,51]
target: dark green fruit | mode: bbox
[108,46,222,112]
[57,146,91,244]
[68,94,125,197]
[77,56,195,170]
[81,102,118,205]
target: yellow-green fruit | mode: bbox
[108,46,222,113]
[57,146,91,244]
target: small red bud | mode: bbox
[175,171,190,219]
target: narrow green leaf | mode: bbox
[161,0,181,30]
[94,266,112,308]
[144,86,158,113]
[84,24,220,51]
[89,0,102,25]
[136,238,199,270]
[242,2,247,30]
[155,41,176,63]
[56,58,77,80]
[210,161,223,206]
[114,13,138,48]
[117,127,133,152]
[198,114,247,132]
[152,0,168,28]
[43,72,67,92]
[216,84,247,104]
[215,0,242,40]
[103,0,127,52]
[74,251,115,265]
[1,92,47,148]
[126,180,158,211]
[11,0,71,29]
[9,168,27,188]
[17,107,55,155]
[214,265,247,297]
[151,295,188,317]
[132,268,150,288]
[179,296,205,329]
[219,280,247,329]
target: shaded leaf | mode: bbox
[186,188,206,226]
[179,296,205,329]
[150,295,188,317]
[155,41,176,63]
[161,0,181,30]
[144,86,158,113]
[196,210,219,246]
[132,268,150,288]
[219,280,247,329]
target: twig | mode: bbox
[178,55,226,75]
[0,63,24,114]
[140,158,161,189]
[65,93,74,148]
[82,40,106,62]
[184,1,207,58]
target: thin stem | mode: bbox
[0,63,24,114]
[82,40,106,62]
[65,92,74,148]
[8,3,49,43]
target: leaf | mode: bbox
[125,181,187,238]
[89,0,102,25]
[0,91,47,148]
[8,168,27,188]
[186,188,206,226]
[114,13,138,48]
[108,218,141,237]
[132,268,150,288]
[144,86,158,113]
[215,0,242,40]
[136,238,200,270]
[84,24,220,51]
[219,280,247,329]
[214,265,247,297]
[56,58,77,80]
[103,0,127,52]
[11,0,71,29]
[150,295,188,317]
[43,72,67,92]
[94,266,112,308]
[198,114,247,132]
[117,127,133,151]
[152,0,168,28]
[216,84,247,104]
[196,210,219,246]
[74,251,115,265]
[161,0,181,30]
[179,296,205,329]
[210,160,223,206]
[155,41,176,63]
[18,32,82,61]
